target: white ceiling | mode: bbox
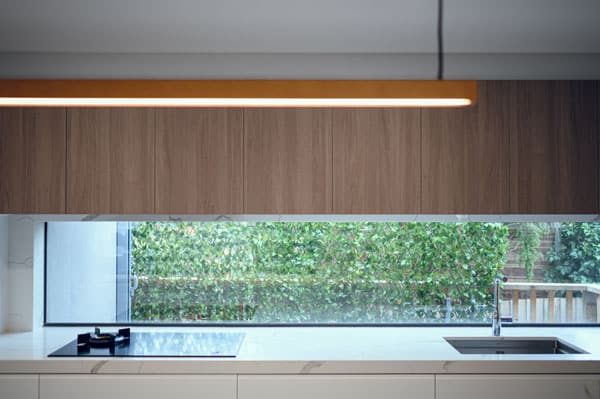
[1,0,599,53]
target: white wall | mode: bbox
[0,216,8,333]
[46,222,117,323]
[3,216,46,332]
[6,216,35,332]
[1,53,600,79]
[0,217,118,332]
[32,222,45,328]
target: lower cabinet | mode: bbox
[39,375,236,399]
[437,375,600,399]
[11,373,598,399]
[238,375,435,399]
[0,375,38,399]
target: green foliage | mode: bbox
[546,223,600,283]
[512,223,548,280]
[130,222,509,323]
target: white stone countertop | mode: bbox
[1,326,600,375]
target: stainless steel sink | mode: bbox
[445,337,587,355]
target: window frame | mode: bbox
[43,222,600,328]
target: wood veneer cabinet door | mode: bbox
[509,81,599,213]
[244,109,332,213]
[421,81,510,213]
[332,109,420,213]
[0,108,66,213]
[156,109,243,214]
[66,108,155,214]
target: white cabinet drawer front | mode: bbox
[0,375,38,399]
[40,375,236,399]
[437,375,600,399]
[239,375,434,399]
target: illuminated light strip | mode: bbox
[0,97,472,107]
[0,80,478,107]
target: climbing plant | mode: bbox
[511,223,549,281]
[546,223,600,283]
[130,222,509,323]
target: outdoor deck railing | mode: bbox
[503,282,600,323]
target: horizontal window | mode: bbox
[44,221,600,325]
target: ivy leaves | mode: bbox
[546,223,600,284]
[130,222,509,323]
[512,223,549,280]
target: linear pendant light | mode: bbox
[0,1,476,107]
[0,79,477,107]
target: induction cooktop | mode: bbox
[48,328,245,357]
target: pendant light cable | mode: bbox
[437,0,444,80]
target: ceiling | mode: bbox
[1,0,599,53]
[1,0,599,78]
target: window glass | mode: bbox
[45,221,600,325]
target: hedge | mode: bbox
[130,222,509,323]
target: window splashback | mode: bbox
[44,220,600,325]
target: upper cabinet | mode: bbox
[422,80,599,214]
[421,81,511,213]
[1,81,598,215]
[332,109,421,213]
[244,109,332,213]
[67,108,155,214]
[0,108,66,213]
[508,81,599,214]
[156,109,243,214]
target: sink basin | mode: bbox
[445,337,587,355]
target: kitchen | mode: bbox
[1,0,600,398]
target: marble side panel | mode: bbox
[0,216,7,333]
[6,268,33,332]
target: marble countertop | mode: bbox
[1,326,600,375]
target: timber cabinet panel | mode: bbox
[244,109,332,213]
[156,109,243,214]
[422,81,511,213]
[66,108,155,213]
[509,80,599,213]
[332,109,420,213]
[0,108,66,213]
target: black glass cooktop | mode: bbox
[48,331,245,358]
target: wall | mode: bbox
[5,216,35,332]
[0,216,117,332]
[45,222,117,323]
[1,53,600,79]
[0,216,7,332]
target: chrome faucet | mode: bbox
[492,276,507,336]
